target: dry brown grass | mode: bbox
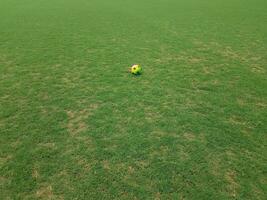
[0,155,12,166]
[32,168,39,179]
[225,170,240,198]
[66,104,98,136]
[102,160,111,170]
[36,185,54,199]
[38,142,56,148]
[183,132,196,141]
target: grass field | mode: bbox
[0,0,267,199]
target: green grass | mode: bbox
[0,0,266,199]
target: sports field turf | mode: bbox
[0,0,266,199]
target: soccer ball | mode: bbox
[130,64,142,75]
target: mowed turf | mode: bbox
[0,0,266,199]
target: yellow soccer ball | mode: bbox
[130,64,142,75]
